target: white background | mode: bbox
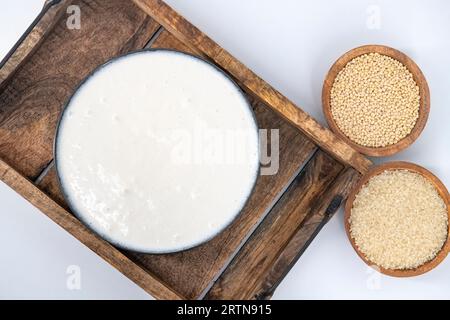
[1,0,449,299]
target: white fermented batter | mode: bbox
[56,50,259,253]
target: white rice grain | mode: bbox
[350,169,448,270]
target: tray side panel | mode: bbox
[0,0,160,179]
[257,167,360,299]
[0,0,73,85]
[133,0,372,174]
[206,163,360,299]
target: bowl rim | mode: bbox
[344,161,450,277]
[322,44,430,157]
[53,48,261,254]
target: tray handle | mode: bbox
[0,0,63,72]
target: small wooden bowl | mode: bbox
[322,45,430,157]
[345,161,450,277]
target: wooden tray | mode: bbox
[0,0,371,300]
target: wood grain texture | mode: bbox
[345,161,450,277]
[205,152,361,300]
[0,0,73,85]
[244,167,360,299]
[0,158,182,300]
[322,45,430,157]
[0,0,160,179]
[133,0,372,174]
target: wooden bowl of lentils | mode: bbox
[322,45,430,157]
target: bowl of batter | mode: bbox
[54,49,260,253]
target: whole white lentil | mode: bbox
[330,53,420,148]
[350,170,448,270]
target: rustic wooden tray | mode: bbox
[0,0,371,299]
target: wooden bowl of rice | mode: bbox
[345,161,450,277]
